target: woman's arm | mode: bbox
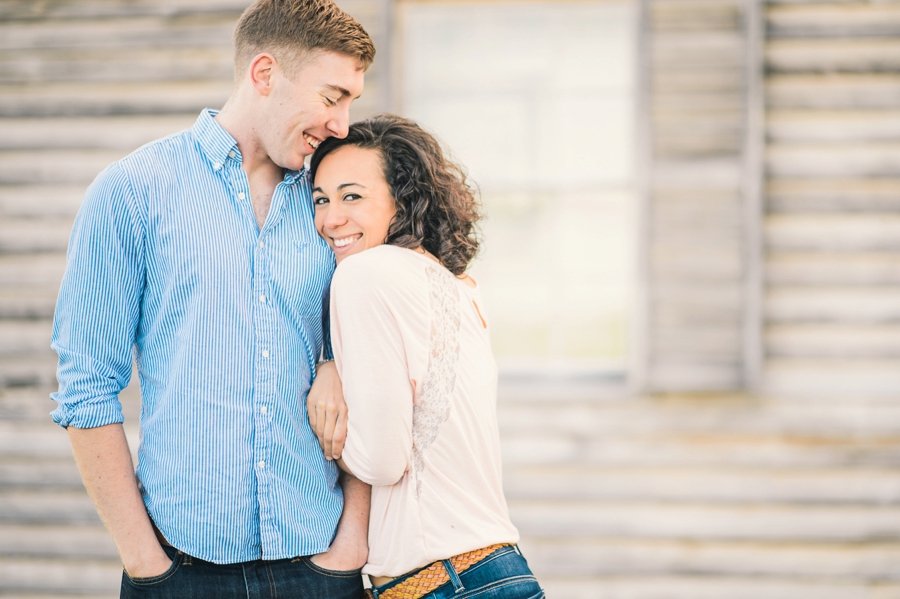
[330,256,419,487]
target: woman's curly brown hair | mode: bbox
[309,114,481,276]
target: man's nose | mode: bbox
[327,109,350,139]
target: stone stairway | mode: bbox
[4,385,900,598]
[498,391,900,598]
[763,0,900,396]
[0,385,128,598]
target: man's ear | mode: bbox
[249,53,277,97]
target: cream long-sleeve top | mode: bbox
[330,244,519,577]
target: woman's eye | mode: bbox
[313,196,328,205]
[343,193,362,201]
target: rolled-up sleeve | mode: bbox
[50,162,146,429]
[331,257,416,487]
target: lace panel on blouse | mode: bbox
[411,264,461,495]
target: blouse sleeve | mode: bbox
[330,252,424,487]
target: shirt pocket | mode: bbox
[288,239,335,315]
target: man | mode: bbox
[50,1,373,596]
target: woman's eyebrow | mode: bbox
[311,182,368,193]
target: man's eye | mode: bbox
[325,97,337,106]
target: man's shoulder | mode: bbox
[116,128,198,174]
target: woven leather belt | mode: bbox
[365,543,510,599]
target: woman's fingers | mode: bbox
[306,361,347,460]
[327,406,348,460]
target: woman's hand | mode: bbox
[307,360,347,460]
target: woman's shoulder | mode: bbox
[332,245,428,295]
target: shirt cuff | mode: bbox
[50,393,125,429]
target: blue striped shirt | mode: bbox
[51,109,341,564]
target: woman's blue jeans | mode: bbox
[369,545,544,599]
[120,545,364,599]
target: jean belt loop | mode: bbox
[441,559,465,593]
[513,544,522,556]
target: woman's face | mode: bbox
[313,145,397,263]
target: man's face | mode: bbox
[263,50,365,171]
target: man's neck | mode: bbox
[215,100,284,230]
[214,101,283,181]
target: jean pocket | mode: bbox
[124,551,184,586]
[458,575,544,599]
[299,556,363,578]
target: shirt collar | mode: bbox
[192,108,305,184]
[192,109,241,170]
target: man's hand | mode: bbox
[307,360,347,460]
[125,549,173,580]
[67,424,172,580]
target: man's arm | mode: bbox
[307,363,370,570]
[310,471,370,570]
[68,424,171,578]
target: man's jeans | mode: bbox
[369,545,544,599]
[120,545,364,599]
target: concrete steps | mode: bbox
[5,386,900,595]
[767,74,900,110]
[0,386,122,597]
[762,0,900,397]
[767,178,900,213]
[521,537,900,579]
[767,38,900,73]
[766,252,900,284]
[496,393,900,595]
[504,464,900,504]
[536,575,900,599]
[768,3,900,39]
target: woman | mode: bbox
[309,114,544,599]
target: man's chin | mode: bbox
[280,156,309,172]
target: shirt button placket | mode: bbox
[253,224,277,555]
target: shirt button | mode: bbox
[214,162,221,170]
[259,295,266,303]
[262,349,269,358]
[260,406,267,415]
[258,241,264,249]
[238,192,245,200]
[229,151,236,158]
[258,460,265,468]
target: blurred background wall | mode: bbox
[2,0,900,597]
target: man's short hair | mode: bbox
[234,0,375,76]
